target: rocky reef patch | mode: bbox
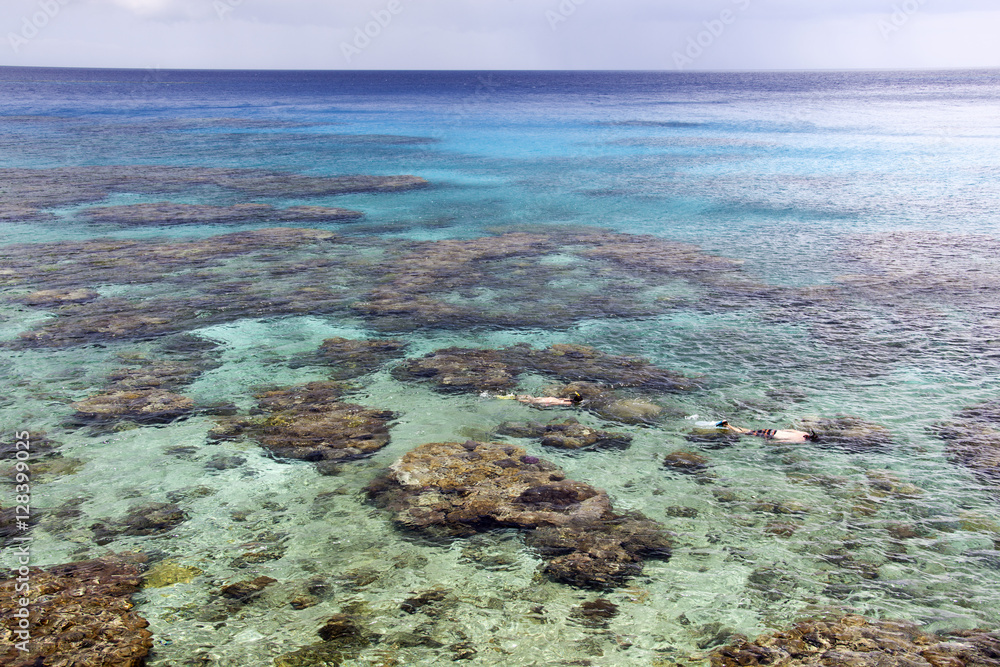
[308,337,409,380]
[366,440,671,588]
[932,399,1000,494]
[211,381,394,466]
[0,553,153,667]
[0,165,427,221]
[81,202,364,226]
[393,343,697,395]
[496,418,633,450]
[0,226,807,354]
[710,614,1000,667]
[3,227,356,348]
[70,353,221,426]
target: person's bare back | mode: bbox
[718,421,816,443]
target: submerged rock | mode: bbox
[142,559,204,588]
[314,337,408,380]
[366,440,671,588]
[392,346,523,393]
[663,450,710,473]
[549,382,668,425]
[932,399,1000,494]
[91,502,189,545]
[353,228,748,330]
[570,598,620,629]
[0,165,428,214]
[5,228,352,348]
[72,389,195,424]
[393,343,696,395]
[497,418,633,450]
[0,553,153,667]
[599,397,666,424]
[71,356,219,426]
[524,343,698,391]
[219,575,278,602]
[4,225,751,348]
[105,358,217,391]
[710,615,1000,667]
[400,588,450,615]
[275,612,375,667]
[15,287,100,306]
[797,415,895,452]
[228,382,395,463]
[1,506,39,548]
[81,201,364,226]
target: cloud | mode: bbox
[1,0,999,70]
[88,0,210,21]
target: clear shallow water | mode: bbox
[1,68,1000,666]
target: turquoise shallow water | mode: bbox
[1,68,1000,666]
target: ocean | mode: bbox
[1,67,999,666]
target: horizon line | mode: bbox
[2,64,999,75]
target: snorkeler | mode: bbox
[486,392,584,408]
[715,420,816,443]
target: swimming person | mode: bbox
[487,392,583,408]
[715,420,817,443]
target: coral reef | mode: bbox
[216,382,395,463]
[0,553,153,667]
[3,228,353,348]
[6,224,1000,386]
[91,502,189,545]
[710,615,1000,667]
[797,415,895,452]
[547,381,668,424]
[838,231,1000,309]
[366,440,671,588]
[932,399,1000,494]
[352,229,752,331]
[393,346,523,393]
[219,575,278,602]
[570,599,619,629]
[0,435,63,545]
[663,451,710,473]
[0,165,427,218]
[392,343,696,396]
[275,612,376,667]
[141,559,203,588]
[71,356,218,425]
[496,418,633,450]
[313,337,408,380]
[71,389,194,424]
[14,287,99,307]
[525,343,698,391]
[82,201,363,225]
[2,227,755,350]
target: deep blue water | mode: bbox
[2,67,1000,666]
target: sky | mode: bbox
[1,0,999,71]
